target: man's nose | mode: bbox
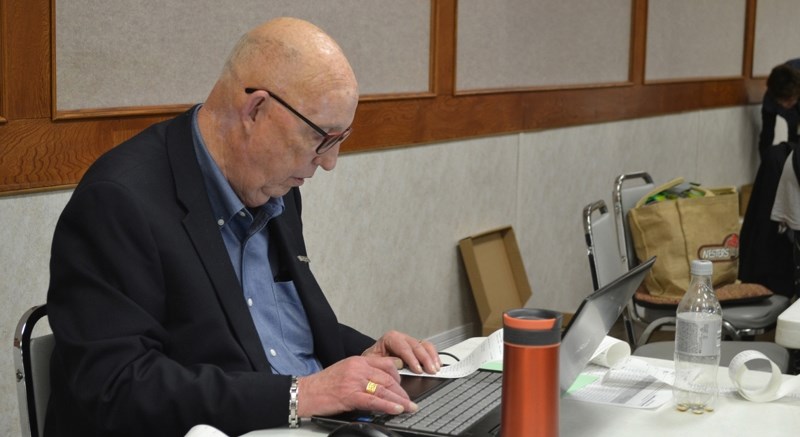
[313,144,340,171]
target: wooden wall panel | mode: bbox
[0,0,769,195]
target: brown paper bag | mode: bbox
[628,178,740,298]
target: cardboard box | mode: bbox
[458,226,533,336]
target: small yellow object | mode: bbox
[366,380,379,395]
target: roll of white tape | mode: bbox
[728,350,800,402]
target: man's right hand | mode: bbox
[295,355,418,418]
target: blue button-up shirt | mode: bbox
[191,105,322,376]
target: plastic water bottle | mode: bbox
[673,259,722,414]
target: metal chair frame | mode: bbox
[583,199,636,345]
[14,305,52,437]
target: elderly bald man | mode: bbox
[45,17,439,437]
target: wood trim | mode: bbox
[630,0,647,84]
[0,115,169,194]
[741,0,765,104]
[50,0,57,120]
[52,93,445,121]
[0,0,5,122]
[455,81,635,97]
[742,0,756,78]
[0,0,768,195]
[432,0,456,95]
[54,104,193,121]
[644,75,746,85]
[5,0,50,120]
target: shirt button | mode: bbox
[217,218,224,226]
[270,349,277,357]
[247,298,253,307]
[239,211,246,217]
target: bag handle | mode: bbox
[634,177,715,208]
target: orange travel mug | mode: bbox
[501,308,562,437]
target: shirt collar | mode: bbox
[191,105,284,227]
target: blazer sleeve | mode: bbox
[47,180,294,436]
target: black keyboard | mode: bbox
[385,371,503,436]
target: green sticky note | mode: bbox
[479,360,503,372]
[566,374,599,394]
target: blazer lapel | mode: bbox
[271,189,346,364]
[165,109,270,371]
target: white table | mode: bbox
[244,341,800,437]
[559,357,799,436]
[776,297,800,349]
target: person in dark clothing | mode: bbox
[758,59,800,160]
[45,17,440,436]
[739,142,799,298]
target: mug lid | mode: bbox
[503,309,558,330]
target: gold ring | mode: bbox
[365,380,379,395]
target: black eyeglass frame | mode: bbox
[245,88,352,154]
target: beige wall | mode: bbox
[0,105,763,435]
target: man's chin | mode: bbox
[241,191,282,207]
[268,186,293,199]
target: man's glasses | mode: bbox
[245,88,352,154]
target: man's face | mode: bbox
[230,88,356,207]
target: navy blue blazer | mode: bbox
[45,109,374,436]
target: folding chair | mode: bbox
[612,172,790,344]
[611,172,675,346]
[583,200,635,344]
[14,305,53,437]
[583,199,791,372]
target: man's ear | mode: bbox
[241,91,267,128]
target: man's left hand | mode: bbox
[362,330,441,375]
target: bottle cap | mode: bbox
[690,259,713,276]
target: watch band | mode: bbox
[288,376,300,428]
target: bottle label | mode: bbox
[675,312,722,356]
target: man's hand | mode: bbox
[296,356,417,418]
[362,330,441,375]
